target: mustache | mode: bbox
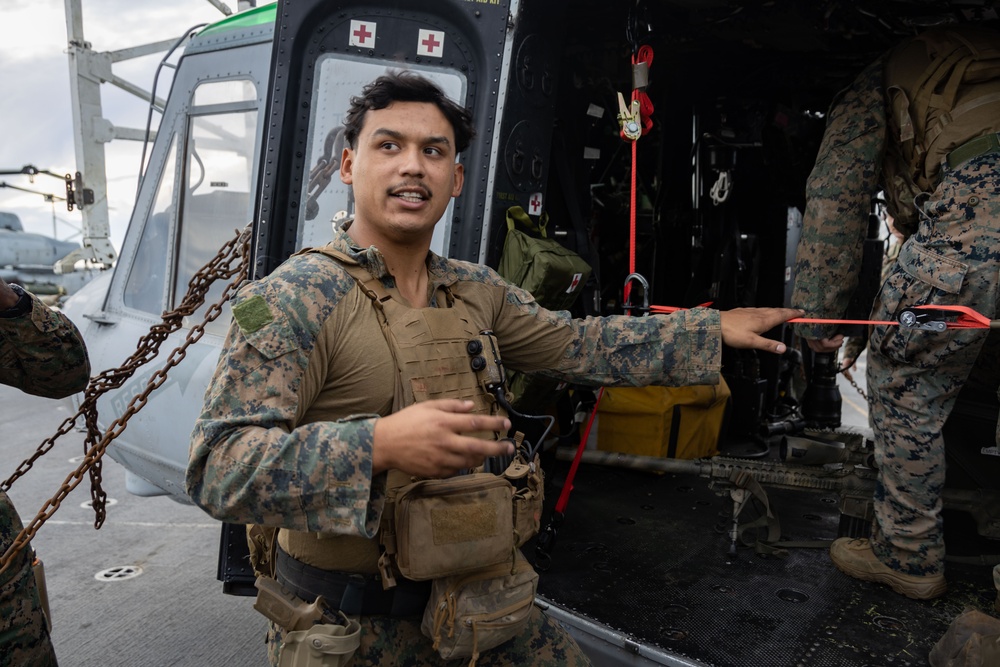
[387,182,432,199]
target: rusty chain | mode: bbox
[0,224,251,575]
[842,369,868,401]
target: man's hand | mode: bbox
[372,399,514,478]
[719,307,805,354]
[0,282,19,310]
[805,335,844,354]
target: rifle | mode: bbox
[555,429,1000,555]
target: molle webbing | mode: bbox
[884,27,1000,199]
[315,248,506,428]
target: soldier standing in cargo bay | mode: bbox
[1,281,91,667]
[793,26,1000,600]
[187,71,802,666]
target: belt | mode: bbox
[274,547,430,617]
[946,132,1000,170]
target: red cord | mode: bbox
[554,388,604,514]
[623,46,654,309]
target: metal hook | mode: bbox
[623,272,650,316]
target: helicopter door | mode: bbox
[249,0,569,276]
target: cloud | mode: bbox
[0,0,236,252]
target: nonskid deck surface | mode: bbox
[528,455,997,667]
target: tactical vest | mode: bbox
[290,248,540,586]
[317,247,508,431]
[883,26,1000,235]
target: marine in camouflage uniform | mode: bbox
[792,27,1000,598]
[191,224,725,666]
[1,283,91,667]
[187,71,798,666]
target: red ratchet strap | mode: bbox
[630,46,655,136]
[648,304,998,330]
[553,387,605,515]
[620,46,654,310]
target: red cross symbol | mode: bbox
[417,29,444,58]
[355,24,372,43]
[529,192,542,214]
[567,273,583,294]
[350,20,375,47]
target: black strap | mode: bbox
[667,405,681,458]
[275,548,429,617]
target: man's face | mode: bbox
[340,101,464,245]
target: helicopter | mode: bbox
[53,0,1000,665]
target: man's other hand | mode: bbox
[719,307,805,354]
[806,335,845,354]
[0,282,19,309]
[372,399,514,478]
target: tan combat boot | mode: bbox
[829,537,947,600]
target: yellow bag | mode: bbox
[597,378,730,459]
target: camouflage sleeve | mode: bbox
[477,268,722,387]
[791,59,887,340]
[0,292,90,399]
[186,256,384,537]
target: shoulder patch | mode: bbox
[232,295,274,334]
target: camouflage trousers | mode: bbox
[866,151,1000,577]
[0,491,58,667]
[265,604,591,666]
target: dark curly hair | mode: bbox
[342,70,475,153]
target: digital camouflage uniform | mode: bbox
[188,225,722,666]
[792,34,1000,578]
[1,289,90,667]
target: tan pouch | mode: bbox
[422,550,538,665]
[32,554,52,633]
[505,454,544,547]
[390,473,515,581]
[247,524,279,578]
[278,618,362,667]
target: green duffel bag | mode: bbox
[498,206,591,313]
[498,206,592,411]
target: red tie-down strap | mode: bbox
[647,304,998,330]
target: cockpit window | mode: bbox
[193,79,257,106]
[124,134,177,314]
[296,56,466,255]
[172,79,258,335]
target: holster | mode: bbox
[278,621,362,667]
[253,575,362,667]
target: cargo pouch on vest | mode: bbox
[507,453,544,547]
[379,473,516,586]
[498,206,592,410]
[421,549,538,666]
[247,524,279,578]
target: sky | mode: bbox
[0,0,250,252]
